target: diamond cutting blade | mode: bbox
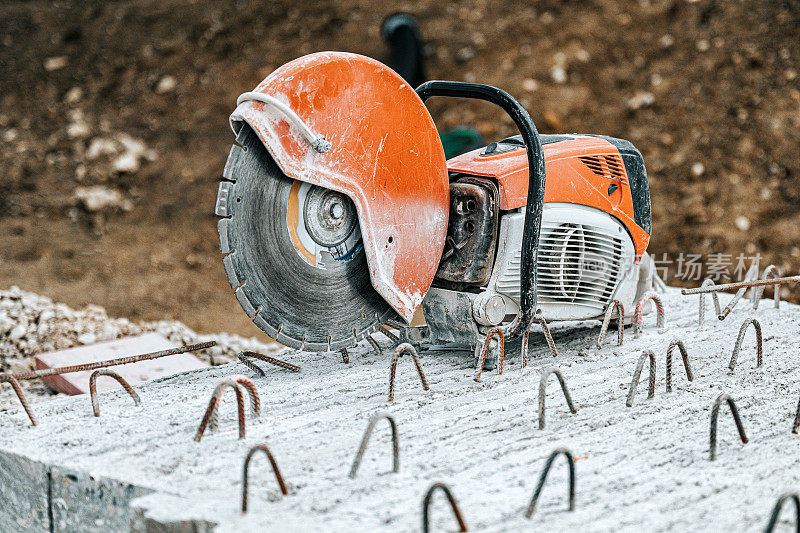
[216,126,397,351]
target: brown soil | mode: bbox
[1,0,799,340]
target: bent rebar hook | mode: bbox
[710,393,748,460]
[389,343,429,402]
[525,448,575,519]
[698,278,721,325]
[241,444,288,513]
[634,292,665,335]
[538,368,578,430]
[348,412,399,479]
[753,265,782,310]
[0,374,37,426]
[763,493,800,533]
[597,300,624,348]
[521,312,559,367]
[474,327,505,382]
[88,369,141,417]
[195,379,246,442]
[728,317,763,370]
[422,482,468,533]
[626,350,656,407]
[210,375,260,431]
[666,339,694,392]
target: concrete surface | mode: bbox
[0,288,799,531]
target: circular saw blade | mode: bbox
[216,126,396,351]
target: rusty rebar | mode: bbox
[597,300,624,348]
[241,444,288,513]
[525,448,575,519]
[698,278,721,326]
[665,339,694,392]
[0,374,37,426]
[210,376,260,431]
[634,292,665,335]
[681,276,800,295]
[728,318,763,370]
[626,350,656,407]
[474,327,505,382]
[388,343,429,403]
[11,341,215,381]
[348,412,399,479]
[366,335,382,356]
[710,393,748,460]
[88,369,141,417]
[793,397,800,435]
[764,493,800,533]
[538,368,577,430]
[378,324,400,344]
[195,379,246,442]
[422,482,468,533]
[237,353,265,378]
[340,348,350,364]
[717,263,760,320]
[521,314,558,367]
[239,351,300,373]
[753,265,782,311]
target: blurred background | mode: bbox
[1,0,798,340]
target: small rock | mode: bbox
[523,78,538,92]
[550,65,567,84]
[696,39,710,52]
[455,46,476,63]
[626,91,655,110]
[73,186,133,212]
[735,216,751,231]
[155,75,177,94]
[64,87,83,105]
[9,324,27,341]
[691,162,705,177]
[659,34,674,49]
[77,332,97,345]
[44,56,68,71]
[86,137,119,159]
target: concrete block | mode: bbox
[0,451,49,532]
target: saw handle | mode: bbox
[416,80,546,341]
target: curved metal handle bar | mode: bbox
[89,369,141,417]
[729,318,763,370]
[388,343,429,402]
[348,412,399,479]
[236,92,331,153]
[416,80,546,343]
[239,351,301,373]
[764,492,800,533]
[0,374,37,426]
[474,327,505,382]
[521,312,559,367]
[241,444,288,513]
[211,376,260,431]
[710,393,748,460]
[422,482,468,533]
[634,292,665,335]
[195,379,246,442]
[525,448,575,519]
[597,300,624,348]
[538,368,578,430]
[698,278,721,325]
[753,265,782,310]
[665,339,693,392]
[718,262,760,320]
[626,350,656,407]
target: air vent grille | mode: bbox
[579,155,625,180]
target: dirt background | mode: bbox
[1,0,798,341]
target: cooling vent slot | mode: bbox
[579,155,625,180]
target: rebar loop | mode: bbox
[525,448,576,519]
[521,314,558,367]
[388,343,429,402]
[210,376,260,431]
[626,350,656,407]
[665,339,694,392]
[340,348,350,364]
[597,300,624,348]
[88,369,141,417]
[0,374,37,426]
[238,351,301,373]
[378,324,400,344]
[538,368,578,430]
[348,412,399,479]
[422,482,468,533]
[718,263,760,320]
[366,335,382,356]
[793,397,800,435]
[237,353,265,377]
[634,292,665,335]
[698,278,721,325]
[753,265,782,311]
[728,318,763,370]
[764,493,800,533]
[474,327,505,382]
[241,444,288,513]
[710,393,748,460]
[195,379,246,442]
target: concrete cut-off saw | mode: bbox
[215,52,654,362]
